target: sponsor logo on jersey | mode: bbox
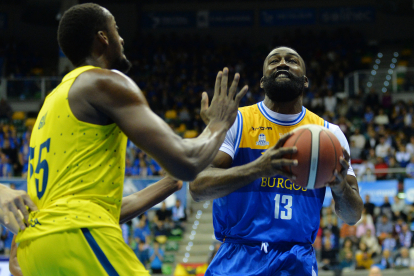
[251,126,273,131]
[256,133,269,146]
[38,112,47,130]
[261,177,307,191]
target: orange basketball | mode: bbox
[283,124,343,189]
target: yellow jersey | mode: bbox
[17,66,127,243]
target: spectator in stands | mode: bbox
[134,214,151,244]
[339,251,355,271]
[386,156,403,180]
[364,195,375,219]
[356,215,375,238]
[375,136,390,159]
[0,153,13,177]
[355,241,374,270]
[336,116,352,137]
[382,233,397,252]
[361,229,381,257]
[310,92,324,115]
[324,90,337,114]
[376,215,394,241]
[368,266,382,276]
[350,140,362,160]
[340,220,358,245]
[395,144,411,167]
[407,203,414,223]
[376,249,394,269]
[398,224,412,248]
[135,240,150,267]
[153,201,172,236]
[172,199,186,228]
[394,247,411,269]
[406,136,414,156]
[374,157,388,180]
[350,128,366,150]
[380,196,393,219]
[338,238,355,268]
[374,108,390,126]
[149,241,164,274]
[364,106,375,125]
[405,155,414,178]
[392,196,407,221]
[320,239,338,271]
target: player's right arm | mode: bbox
[190,134,298,201]
[78,68,247,181]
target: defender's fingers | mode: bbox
[8,203,25,231]
[220,68,229,98]
[234,85,248,104]
[214,71,222,98]
[200,92,209,112]
[23,194,38,211]
[228,73,240,99]
[2,204,10,225]
[15,197,30,223]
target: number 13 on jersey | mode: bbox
[274,194,292,220]
[29,138,51,200]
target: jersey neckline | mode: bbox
[257,101,306,126]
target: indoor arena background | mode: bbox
[0,0,414,275]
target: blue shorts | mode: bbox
[206,241,318,276]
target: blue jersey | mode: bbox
[214,102,354,245]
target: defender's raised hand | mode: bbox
[200,68,248,128]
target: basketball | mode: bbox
[283,124,343,189]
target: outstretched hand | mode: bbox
[200,67,248,127]
[0,186,38,232]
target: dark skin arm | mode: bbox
[9,235,23,276]
[191,137,362,226]
[328,149,364,225]
[69,68,247,181]
[119,176,182,224]
[190,133,298,201]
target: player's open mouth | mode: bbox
[275,71,291,79]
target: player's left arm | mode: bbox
[9,235,23,276]
[119,176,182,224]
[327,125,363,225]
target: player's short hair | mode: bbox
[58,3,108,66]
[263,46,306,74]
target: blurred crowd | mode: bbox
[316,194,414,272]
[120,199,187,274]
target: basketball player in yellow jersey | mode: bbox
[15,3,247,276]
[191,47,364,275]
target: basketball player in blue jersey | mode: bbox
[191,47,364,275]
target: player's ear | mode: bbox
[97,31,109,46]
[260,76,264,89]
[304,75,309,88]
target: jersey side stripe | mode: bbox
[234,111,243,156]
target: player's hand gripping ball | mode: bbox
[283,124,343,189]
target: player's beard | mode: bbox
[262,71,305,102]
[112,56,132,73]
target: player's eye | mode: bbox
[269,59,278,64]
[288,59,298,64]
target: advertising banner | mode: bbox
[197,10,254,28]
[260,8,316,26]
[142,12,196,28]
[319,7,376,24]
[323,180,398,207]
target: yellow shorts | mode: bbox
[17,227,149,276]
